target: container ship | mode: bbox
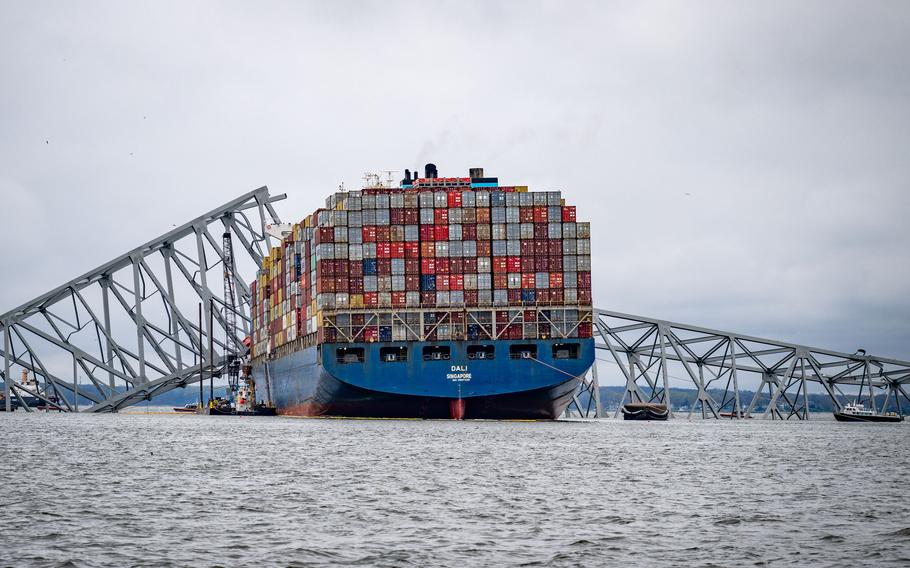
[248,164,594,419]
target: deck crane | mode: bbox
[222,231,242,398]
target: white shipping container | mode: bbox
[362,243,377,258]
[563,255,577,271]
[335,293,349,308]
[391,275,405,291]
[547,191,562,206]
[436,292,450,306]
[577,239,591,255]
[334,227,348,242]
[548,223,562,239]
[463,240,477,257]
[362,209,376,225]
[464,274,478,290]
[508,273,521,289]
[461,191,476,207]
[390,193,404,208]
[376,194,390,208]
[505,192,520,207]
[577,222,591,239]
[379,292,392,308]
[536,272,550,289]
[420,208,434,224]
[493,289,509,306]
[449,224,463,240]
[562,223,577,238]
[378,275,392,292]
[477,257,492,273]
[450,291,465,305]
[348,227,363,244]
[419,191,434,208]
[364,275,378,292]
[507,240,521,256]
[334,243,348,258]
[519,192,533,207]
[435,241,450,257]
[478,290,493,306]
[376,209,390,225]
[578,255,592,271]
[475,190,490,207]
[348,210,362,227]
[564,272,577,288]
[391,258,405,275]
[492,240,507,256]
[405,225,419,241]
[562,239,577,255]
[406,291,421,307]
[349,244,363,261]
[434,191,448,208]
[533,192,548,206]
[506,223,521,240]
[449,208,463,223]
[520,223,534,239]
[491,207,506,223]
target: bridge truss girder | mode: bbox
[572,309,910,420]
[1,187,284,413]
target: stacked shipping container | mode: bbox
[250,178,593,358]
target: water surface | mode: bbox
[1,412,908,567]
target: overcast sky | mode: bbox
[1,0,908,359]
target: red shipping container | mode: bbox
[507,256,521,272]
[406,275,420,291]
[391,243,405,258]
[318,277,335,292]
[404,209,419,224]
[578,322,592,338]
[447,192,462,207]
[350,277,364,294]
[421,242,435,257]
[421,258,436,274]
[562,206,576,222]
[549,273,564,288]
[334,276,348,292]
[548,241,562,256]
[533,206,548,223]
[316,259,335,278]
[378,259,392,275]
[450,258,463,274]
[392,292,406,307]
[361,226,376,243]
[521,257,535,272]
[364,292,379,308]
[495,310,510,324]
[549,256,563,272]
[337,260,350,276]
[476,208,491,223]
[437,275,450,291]
[519,207,534,223]
[477,241,492,256]
[534,257,548,271]
[463,258,477,273]
[520,241,535,256]
[493,274,508,289]
[522,273,536,288]
[434,209,449,224]
[578,289,592,304]
[350,262,363,277]
[421,291,436,306]
[534,240,548,256]
[436,258,450,274]
[578,271,592,287]
[405,242,420,259]
[315,226,334,244]
[377,242,391,258]
[492,257,508,274]
[550,288,564,304]
[508,290,522,304]
[420,225,435,241]
[451,274,464,291]
[463,224,477,240]
[537,289,550,304]
[376,226,391,243]
[434,225,449,241]
[405,259,419,274]
[390,209,404,224]
[364,328,378,342]
[464,290,478,307]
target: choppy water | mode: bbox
[1,411,908,567]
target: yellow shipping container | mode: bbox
[516,186,529,192]
[349,294,364,308]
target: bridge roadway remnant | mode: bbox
[2,187,908,418]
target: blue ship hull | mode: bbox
[251,339,594,419]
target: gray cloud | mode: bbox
[1,0,908,359]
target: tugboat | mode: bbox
[235,366,277,417]
[621,402,669,421]
[173,403,200,413]
[833,402,903,423]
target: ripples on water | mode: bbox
[1,411,908,567]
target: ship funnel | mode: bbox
[402,169,411,184]
[425,163,438,179]
[469,167,484,179]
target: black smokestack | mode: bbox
[424,163,437,179]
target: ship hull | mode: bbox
[252,339,593,420]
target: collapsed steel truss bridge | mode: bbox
[2,188,908,419]
[1,187,284,413]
